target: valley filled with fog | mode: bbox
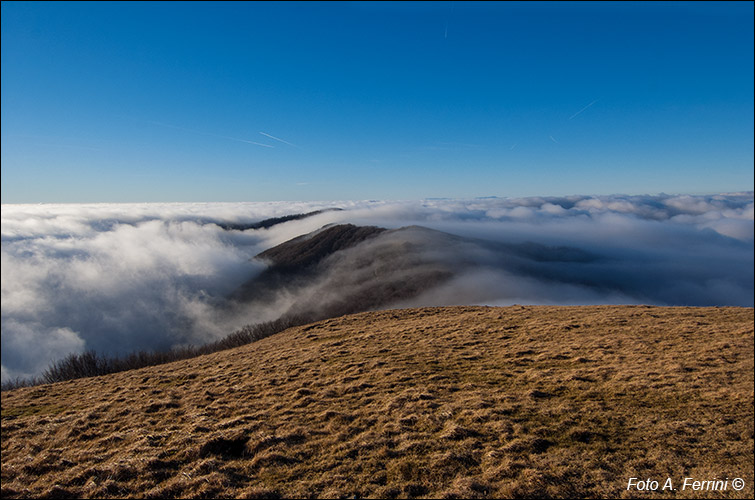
[2,193,753,382]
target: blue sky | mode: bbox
[1,1,753,203]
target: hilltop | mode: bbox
[229,223,605,323]
[2,305,753,499]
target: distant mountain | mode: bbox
[213,208,344,231]
[230,223,603,322]
[255,223,386,272]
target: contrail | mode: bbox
[259,132,299,148]
[569,98,600,120]
[219,135,275,148]
[146,120,275,148]
[236,139,275,148]
[549,135,559,144]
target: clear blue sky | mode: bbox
[2,1,753,203]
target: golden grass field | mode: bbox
[1,305,753,499]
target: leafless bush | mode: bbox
[3,312,316,390]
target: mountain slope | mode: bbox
[229,223,607,323]
[255,223,386,271]
[2,305,752,499]
[230,224,455,319]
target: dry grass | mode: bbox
[1,305,753,499]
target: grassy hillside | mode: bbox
[1,306,753,499]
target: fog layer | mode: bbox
[2,193,752,381]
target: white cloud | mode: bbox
[1,192,752,382]
[1,321,85,381]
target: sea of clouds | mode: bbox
[2,193,753,382]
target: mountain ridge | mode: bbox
[229,222,608,323]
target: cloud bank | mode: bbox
[2,193,752,381]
